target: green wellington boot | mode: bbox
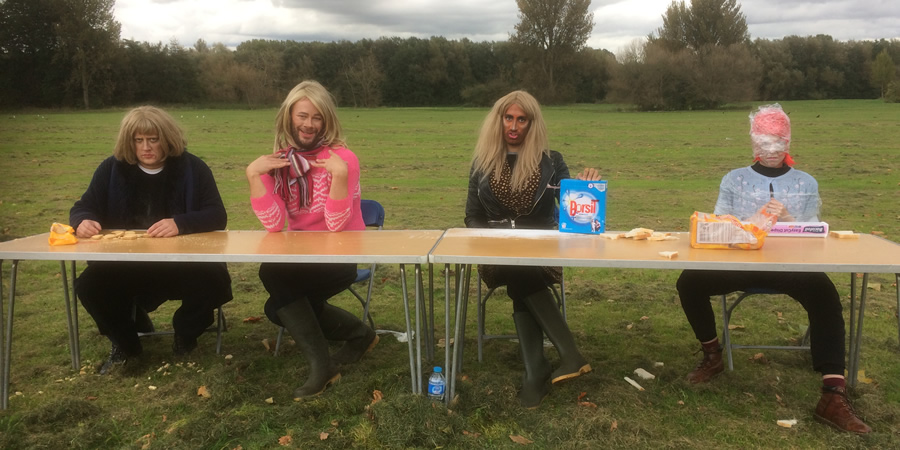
[524,289,591,384]
[513,311,552,408]
[276,300,341,399]
[318,303,379,365]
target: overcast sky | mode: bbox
[115,0,900,56]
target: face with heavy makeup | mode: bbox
[291,98,324,149]
[133,133,165,169]
[502,103,530,151]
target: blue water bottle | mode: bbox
[427,366,445,401]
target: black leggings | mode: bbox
[258,262,357,326]
[676,270,845,375]
[76,261,232,353]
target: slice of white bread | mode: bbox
[658,251,678,259]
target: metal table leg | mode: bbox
[59,261,80,370]
[1,260,19,410]
[399,265,417,394]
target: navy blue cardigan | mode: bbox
[70,151,227,234]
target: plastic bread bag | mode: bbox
[48,222,78,246]
[690,208,776,250]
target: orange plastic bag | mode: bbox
[49,222,78,246]
[689,209,776,250]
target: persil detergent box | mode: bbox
[559,179,607,234]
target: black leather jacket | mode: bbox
[465,150,570,230]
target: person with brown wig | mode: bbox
[70,106,233,374]
[676,104,871,434]
[465,90,599,408]
[246,80,377,400]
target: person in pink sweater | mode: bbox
[246,80,377,400]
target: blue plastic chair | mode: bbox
[274,199,385,355]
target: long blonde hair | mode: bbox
[273,80,345,151]
[113,106,186,165]
[472,90,549,192]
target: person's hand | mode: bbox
[575,168,601,181]
[310,150,348,177]
[246,154,290,178]
[764,198,794,221]
[147,218,179,237]
[76,219,102,238]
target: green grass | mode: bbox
[0,100,898,448]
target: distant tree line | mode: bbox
[1,0,898,110]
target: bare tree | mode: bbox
[510,0,593,101]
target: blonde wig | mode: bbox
[472,90,549,192]
[113,106,186,165]
[273,80,346,151]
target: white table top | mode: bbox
[429,228,900,273]
[0,230,445,265]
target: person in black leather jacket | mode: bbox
[464,90,600,408]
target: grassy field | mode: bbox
[0,100,898,448]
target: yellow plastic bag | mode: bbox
[49,222,78,246]
[689,209,776,250]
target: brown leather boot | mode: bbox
[685,341,724,384]
[814,386,872,434]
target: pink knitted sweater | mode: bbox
[251,145,364,232]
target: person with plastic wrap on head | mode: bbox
[465,90,599,408]
[675,104,871,434]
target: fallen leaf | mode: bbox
[371,390,384,404]
[278,435,292,446]
[577,391,587,402]
[242,316,262,323]
[148,386,158,390]
[626,323,633,330]
[775,394,783,404]
[463,430,482,438]
[867,283,881,291]
[728,324,745,330]
[197,385,211,398]
[265,397,275,404]
[510,434,533,445]
[262,339,271,351]
[331,420,339,427]
[610,420,618,431]
[162,415,167,422]
[640,316,649,321]
[86,396,97,401]
[677,400,684,405]
[319,432,329,440]
[750,353,768,364]
[857,370,874,384]
[578,401,598,408]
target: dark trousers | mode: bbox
[676,270,845,375]
[258,262,357,326]
[76,261,233,354]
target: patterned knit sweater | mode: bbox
[251,145,364,232]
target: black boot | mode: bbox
[99,336,142,375]
[276,300,341,399]
[523,289,591,384]
[513,312,551,408]
[318,304,379,365]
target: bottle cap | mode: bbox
[434,366,442,373]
